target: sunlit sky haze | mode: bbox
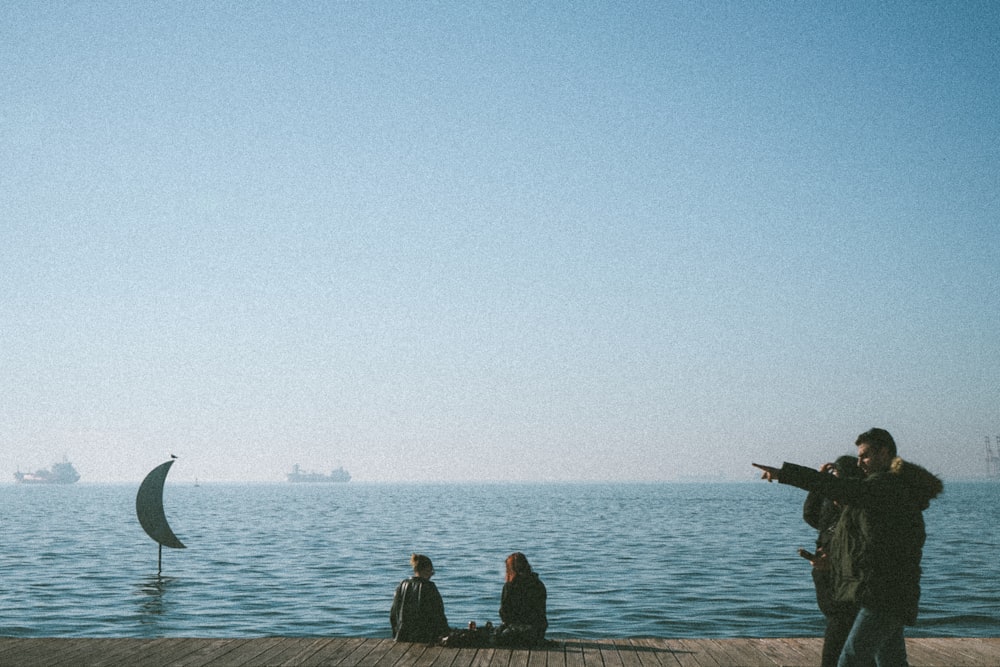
[2,2,999,483]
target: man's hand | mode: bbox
[800,547,830,571]
[752,462,781,482]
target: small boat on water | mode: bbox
[287,464,351,483]
[14,458,80,484]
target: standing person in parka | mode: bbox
[801,455,862,667]
[755,428,943,667]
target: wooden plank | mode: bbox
[742,637,817,667]
[595,639,627,667]
[578,641,605,667]
[654,639,716,667]
[906,637,959,666]
[651,638,709,667]
[38,638,124,667]
[351,638,397,666]
[447,647,487,667]
[23,638,125,667]
[467,646,500,667]
[561,640,586,667]
[0,638,18,658]
[625,637,684,667]
[669,638,722,667]
[279,638,345,666]
[202,637,288,666]
[907,637,1000,667]
[29,638,89,667]
[299,636,370,666]
[248,638,324,666]
[355,638,410,666]
[133,638,204,667]
[89,638,189,667]
[409,643,453,667]
[0,636,68,667]
[955,637,1000,664]
[919,637,977,663]
[135,638,219,667]
[623,639,651,665]
[737,638,782,666]
[418,643,458,667]
[432,645,465,667]
[480,645,511,667]
[2,637,1000,666]
[392,641,432,667]
[0,639,17,665]
[167,638,241,667]
[85,638,201,667]
[938,637,1000,664]
[504,647,531,667]
[337,637,388,666]
[706,638,773,666]
[525,645,548,667]
[781,637,823,666]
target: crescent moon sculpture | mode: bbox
[136,460,186,551]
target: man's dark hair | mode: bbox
[855,427,897,457]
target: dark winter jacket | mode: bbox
[499,572,547,642]
[803,490,858,618]
[390,576,449,642]
[780,457,943,625]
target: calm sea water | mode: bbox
[1,481,997,639]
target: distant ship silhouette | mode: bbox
[286,464,351,483]
[14,458,80,484]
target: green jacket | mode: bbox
[779,457,943,624]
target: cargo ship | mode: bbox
[14,459,81,484]
[287,464,351,483]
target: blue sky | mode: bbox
[3,2,998,482]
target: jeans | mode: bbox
[823,609,859,667]
[837,607,908,667]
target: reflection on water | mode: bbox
[136,574,178,621]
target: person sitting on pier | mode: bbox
[390,554,450,643]
[496,552,548,646]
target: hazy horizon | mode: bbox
[4,3,998,484]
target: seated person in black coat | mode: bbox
[390,553,449,642]
[497,552,547,646]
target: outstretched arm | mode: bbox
[752,463,781,482]
[756,461,872,505]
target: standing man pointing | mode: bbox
[754,428,942,667]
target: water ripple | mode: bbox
[0,482,997,639]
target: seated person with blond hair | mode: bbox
[390,554,449,642]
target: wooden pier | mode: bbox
[1,637,998,667]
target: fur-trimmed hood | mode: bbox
[889,456,943,510]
